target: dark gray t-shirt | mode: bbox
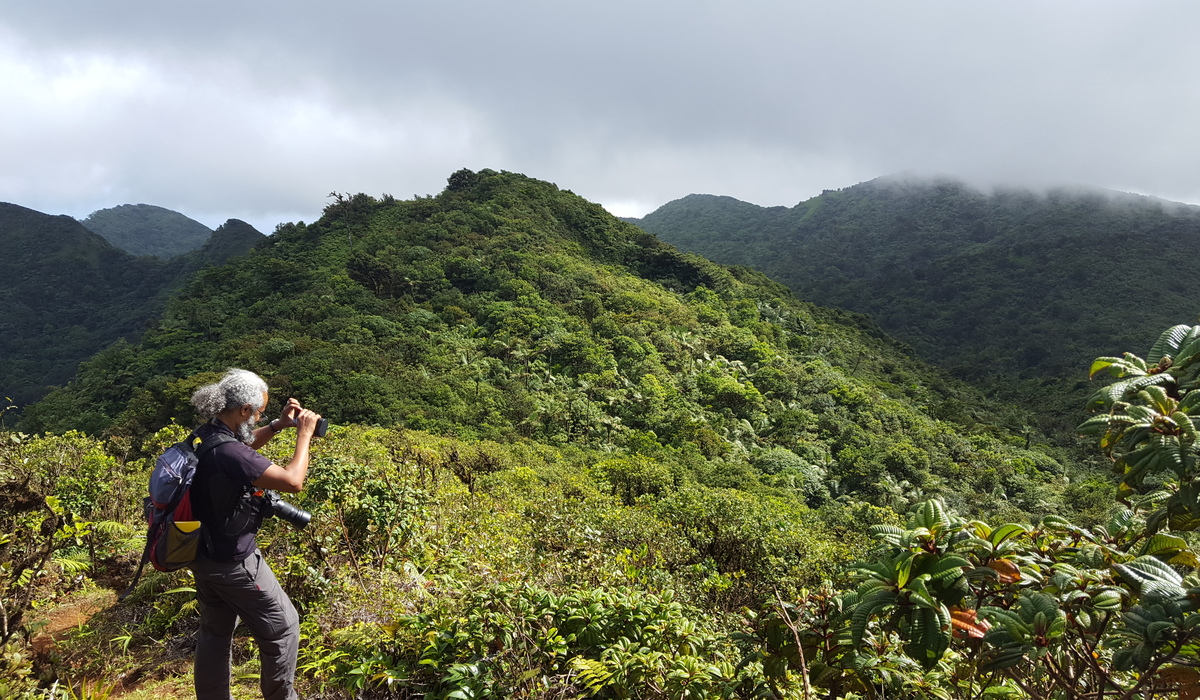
[192,420,273,562]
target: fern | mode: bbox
[52,556,91,575]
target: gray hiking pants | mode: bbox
[191,550,299,700]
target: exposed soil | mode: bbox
[29,588,115,654]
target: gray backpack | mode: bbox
[121,431,237,598]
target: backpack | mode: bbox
[121,430,238,599]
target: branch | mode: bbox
[774,588,812,700]
[1115,636,1186,700]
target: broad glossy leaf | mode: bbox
[1042,514,1081,531]
[1145,619,1177,646]
[850,588,897,646]
[906,577,939,610]
[1139,385,1177,415]
[896,553,915,588]
[988,524,1028,548]
[1172,327,1200,363]
[1148,325,1194,365]
[903,605,951,670]
[986,559,1022,584]
[868,524,905,546]
[1116,556,1185,597]
[1026,592,1061,620]
[1176,412,1199,443]
[1145,507,1171,536]
[1077,414,1119,435]
[1113,375,1176,406]
[979,647,1029,672]
[909,499,952,532]
[1140,533,1189,558]
[924,555,970,581]
[1090,356,1144,379]
[1091,589,1124,611]
[949,607,990,639]
[1169,549,1200,567]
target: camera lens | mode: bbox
[273,499,312,529]
[262,492,312,529]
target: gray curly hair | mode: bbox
[191,369,269,419]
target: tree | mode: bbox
[1079,324,1200,532]
[750,325,1200,699]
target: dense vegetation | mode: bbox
[0,205,263,409]
[24,171,1071,516]
[80,204,212,258]
[8,170,1182,698]
[633,176,1200,438]
[4,324,1199,698]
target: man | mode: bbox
[188,368,322,700]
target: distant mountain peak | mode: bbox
[0,202,263,409]
[80,203,212,258]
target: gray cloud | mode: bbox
[3,1,1199,232]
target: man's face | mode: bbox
[236,391,269,444]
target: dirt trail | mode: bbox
[30,589,116,654]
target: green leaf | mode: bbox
[896,553,916,588]
[1116,556,1185,598]
[869,524,906,546]
[903,605,952,670]
[1090,356,1143,379]
[1140,534,1189,558]
[980,648,1028,672]
[1146,620,1176,646]
[851,588,897,646]
[910,499,951,532]
[1091,589,1124,611]
[1026,593,1059,621]
[1148,325,1194,365]
[924,555,970,582]
[988,524,1027,548]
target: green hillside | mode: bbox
[80,203,212,258]
[634,176,1200,435]
[26,170,1070,515]
[12,171,1181,699]
[0,204,264,408]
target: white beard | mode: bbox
[236,416,256,444]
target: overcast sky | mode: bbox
[2,2,1198,234]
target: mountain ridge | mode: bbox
[80,203,213,258]
[0,202,264,408]
[24,169,1070,517]
[634,175,1200,434]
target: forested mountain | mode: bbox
[18,171,1194,699]
[0,203,264,407]
[25,170,1072,516]
[171,217,266,270]
[80,203,212,258]
[633,175,1200,434]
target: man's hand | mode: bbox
[253,401,322,493]
[277,398,303,429]
[294,408,322,441]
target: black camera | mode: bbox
[315,417,328,438]
[260,490,312,529]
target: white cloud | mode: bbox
[3,1,1200,228]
